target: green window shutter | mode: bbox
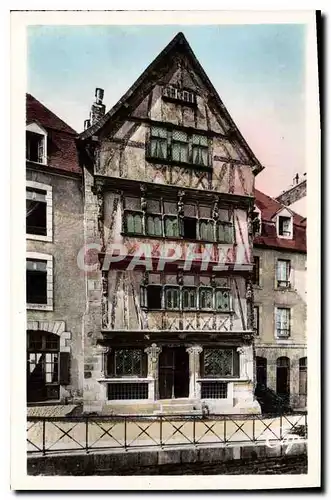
[59,352,70,386]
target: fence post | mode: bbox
[160,416,163,448]
[252,417,255,443]
[193,415,196,445]
[223,418,227,444]
[124,417,127,450]
[280,414,283,441]
[85,416,89,454]
[42,418,46,456]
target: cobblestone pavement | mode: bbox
[94,455,308,476]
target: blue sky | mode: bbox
[27,24,306,204]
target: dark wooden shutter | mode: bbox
[233,349,240,377]
[59,352,70,385]
[141,351,148,377]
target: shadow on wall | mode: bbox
[254,383,292,415]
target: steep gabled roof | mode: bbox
[26,94,81,175]
[79,32,263,174]
[254,188,306,253]
[26,93,77,135]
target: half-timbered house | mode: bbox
[78,32,263,414]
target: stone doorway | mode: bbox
[158,346,189,399]
[256,356,267,388]
[276,356,290,404]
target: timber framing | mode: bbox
[78,32,263,175]
[94,174,255,208]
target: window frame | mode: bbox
[276,259,291,289]
[26,122,47,165]
[277,215,293,239]
[146,125,211,169]
[162,85,197,106]
[26,252,53,311]
[141,274,232,313]
[26,181,53,242]
[27,332,60,401]
[275,306,291,339]
[253,305,260,336]
[107,348,147,379]
[122,195,233,243]
[201,348,239,378]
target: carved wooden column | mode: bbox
[140,184,147,235]
[186,346,203,399]
[144,344,162,400]
[177,190,185,236]
[95,180,105,251]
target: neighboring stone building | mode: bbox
[252,189,307,410]
[77,32,264,415]
[26,94,85,405]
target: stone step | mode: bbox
[155,401,202,415]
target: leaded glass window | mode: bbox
[217,222,233,243]
[165,286,180,310]
[114,349,142,376]
[164,216,179,237]
[147,215,162,236]
[203,349,234,377]
[199,220,214,241]
[125,212,143,234]
[215,289,230,311]
[150,127,168,160]
[199,287,213,310]
[172,130,189,163]
[182,287,197,310]
[192,134,208,166]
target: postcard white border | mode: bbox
[10,9,320,491]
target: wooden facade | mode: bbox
[79,33,262,414]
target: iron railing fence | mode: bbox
[27,411,307,456]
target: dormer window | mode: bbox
[26,123,47,164]
[162,85,196,106]
[278,215,293,238]
[252,205,261,236]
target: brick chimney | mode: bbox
[90,88,106,125]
